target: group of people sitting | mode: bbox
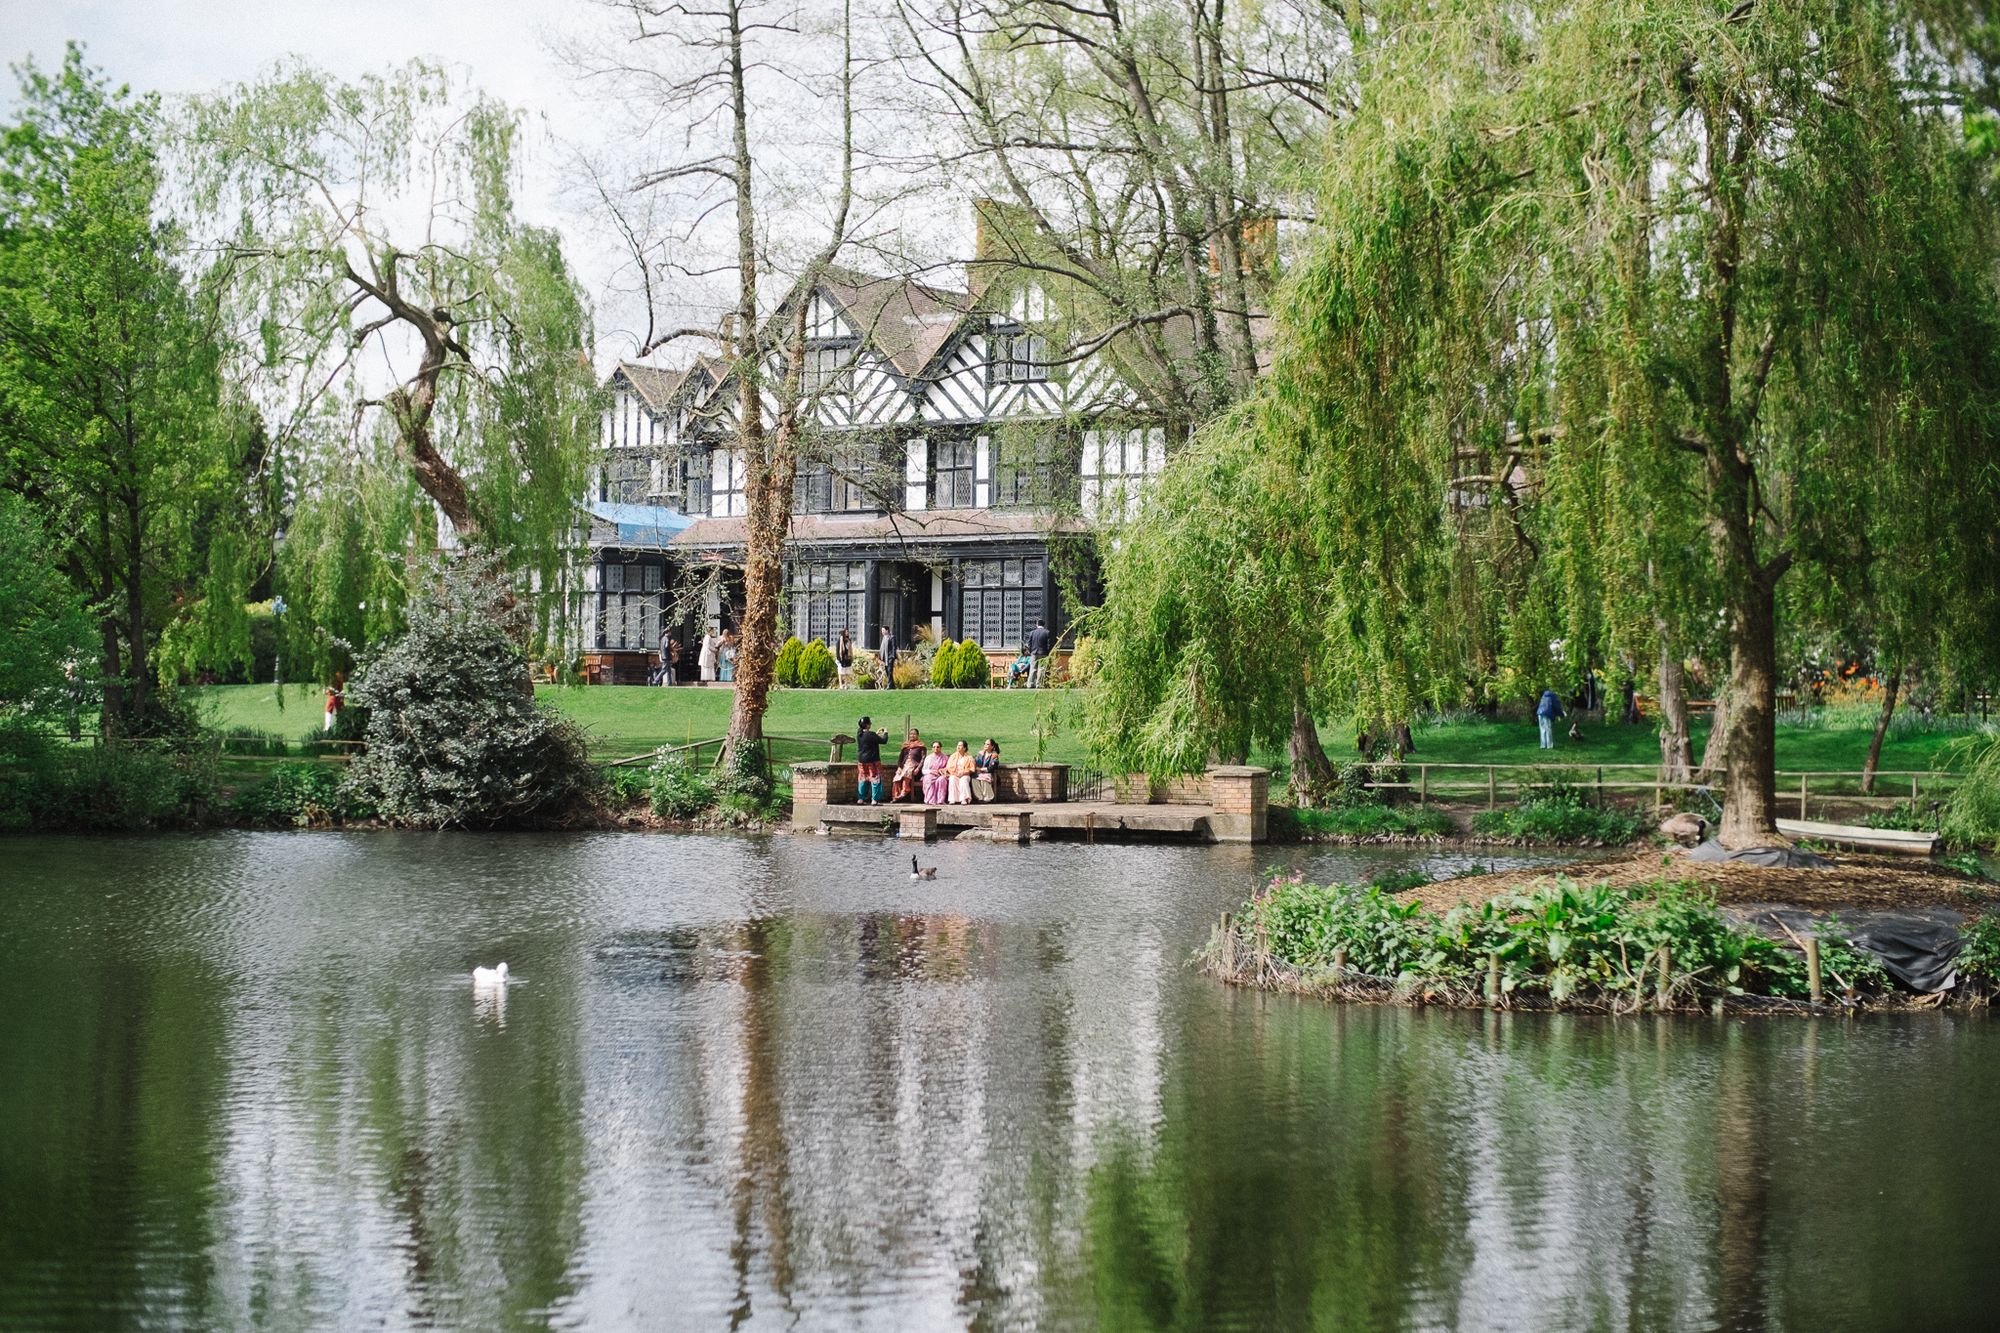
[852,717,1002,806]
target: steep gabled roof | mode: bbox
[812,266,975,380]
[611,361,688,412]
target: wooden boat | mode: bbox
[1775,818,1939,857]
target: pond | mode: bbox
[2,832,1996,1330]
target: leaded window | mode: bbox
[993,435,1072,508]
[600,449,649,504]
[1081,427,1164,521]
[785,561,868,645]
[959,557,1045,650]
[932,438,976,508]
[802,341,854,395]
[595,559,666,650]
[988,328,1050,385]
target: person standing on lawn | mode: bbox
[878,625,897,689]
[1025,619,1053,688]
[698,625,720,685]
[1536,687,1564,750]
[855,715,888,805]
[836,628,854,685]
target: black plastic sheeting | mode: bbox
[1688,840,1833,869]
[1745,906,1966,993]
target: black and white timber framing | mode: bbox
[576,264,1174,682]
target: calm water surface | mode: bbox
[3,832,1997,1331]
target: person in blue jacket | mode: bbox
[1535,687,1565,750]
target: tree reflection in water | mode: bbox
[2,833,1996,1330]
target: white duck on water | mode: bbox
[473,961,511,986]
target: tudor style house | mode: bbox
[575,257,1180,683]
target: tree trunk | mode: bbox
[1861,666,1901,796]
[97,617,125,739]
[123,485,150,728]
[1717,576,1782,847]
[1287,704,1336,806]
[724,436,794,757]
[719,0,770,767]
[1697,685,1729,782]
[389,376,480,541]
[1657,635,1694,784]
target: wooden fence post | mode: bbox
[1655,946,1671,1011]
[1419,766,1429,806]
[1804,936,1823,1004]
[1486,952,1501,1008]
[1332,948,1347,985]
[1799,773,1809,820]
[1487,766,1497,809]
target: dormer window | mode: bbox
[803,340,855,394]
[989,284,1054,385]
[989,328,1049,385]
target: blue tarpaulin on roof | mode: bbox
[586,502,694,548]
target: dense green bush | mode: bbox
[0,727,219,832]
[603,764,650,806]
[229,762,369,826]
[344,563,599,828]
[928,638,990,688]
[647,751,715,819]
[774,636,805,688]
[957,640,992,687]
[1236,875,1812,1003]
[1958,915,2000,983]
[796,639,838,688]
[1284,804,1456,839]
[1942,733,2000,852]
[1471,791,1646,844]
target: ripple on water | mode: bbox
[3,831,1998,1330]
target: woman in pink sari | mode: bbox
[921,741,949,804]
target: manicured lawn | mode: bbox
[192,683,1973,789]
[196,683,1105,766]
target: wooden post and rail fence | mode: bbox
[1360,761,1955,816]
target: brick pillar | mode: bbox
[790,762,857,830]
[988,810,1033,843]
[1206,765,1269,843]
[898,806,939,841]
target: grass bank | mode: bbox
[1203,856,1998,1014]
[195,684,1973,773]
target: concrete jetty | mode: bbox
[790,762,1270,843]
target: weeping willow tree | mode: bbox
[183,62,600,671]
[1096,0,2000,843]
[1084,416,1332,787]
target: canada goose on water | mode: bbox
[473,962,511,985]
[911,856,936,881]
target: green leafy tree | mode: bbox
[1116,0,2000,842]
[0,490,92,716]
[0,46,262,733]
[184,60,599,662]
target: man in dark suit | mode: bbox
[1025,619,1053,688]
[878,625,897,689]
